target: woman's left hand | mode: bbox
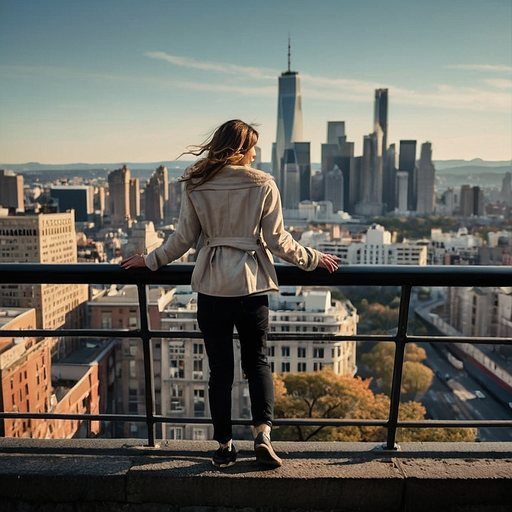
[317,253,341,273]
[120,254,147,269]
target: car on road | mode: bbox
[474,390,485,399]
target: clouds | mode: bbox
[446,64,512,73]
[145,52,277,80]
[144,52,512,113]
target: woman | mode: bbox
[121,120,340,468]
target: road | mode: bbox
[410,288,512,442]
[421,342,512,441]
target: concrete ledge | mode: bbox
[0,439,511,511]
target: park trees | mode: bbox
[361,342,434,396]
[273,369,476,443]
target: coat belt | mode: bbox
[204,236,261,251]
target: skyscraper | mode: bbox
[374,89,388,154]
[50,185,94,222]
[321,122,355,213]
[416,142,436,215]
[354,129,384,216]
[383,143,397,212]
[398,140,417,211]
[460,185,484,218]
[0,170,24,213]
[272,40,305,208]
[145,165,168,225]
[108,165,131,226]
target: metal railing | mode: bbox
[1,263,511,450]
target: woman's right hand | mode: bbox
[120,254,147,269]
[317,254,340,273]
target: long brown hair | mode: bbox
[179,119,259,188]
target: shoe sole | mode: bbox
[212,460,236,468]
[255,443,282,467]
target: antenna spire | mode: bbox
[287,34,291,72]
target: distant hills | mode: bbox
[0,161,195,173]
[1,159,510,177]
[433,158,511,170]
[433,159,511,175]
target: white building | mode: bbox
[158,285,358,440]
[268,287,358,376]
[283,200,353,226]
[314,224,427,265]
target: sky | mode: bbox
[0,0,511,165]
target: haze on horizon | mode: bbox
[0,0,511,165]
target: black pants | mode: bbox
[197,293,274,444]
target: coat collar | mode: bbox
[188,165,274,191]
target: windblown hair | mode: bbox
[179,119,259,189]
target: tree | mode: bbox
[361,342,433,395]
[273,369,389,442]
[273,369,476,443]
[396,401,476,442]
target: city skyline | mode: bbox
[0,0,511,165]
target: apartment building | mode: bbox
[0,306,112,439]
[0,211,88,334]
[88,284,358,441]
[268,287,358,376]
[316,224,427,265]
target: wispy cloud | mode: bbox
[446,64,512,73]
[144,52,277,80]
[144,53,512,112]
[482,78,512,89]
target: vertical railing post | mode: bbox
[137,283,156,447]
[385,283,412,450]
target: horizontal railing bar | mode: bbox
[0,263,511,287]
[1,329,510,346]
[1,411,510,429]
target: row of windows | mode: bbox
[272,314,327,321]
[0,229,37,236]
[272,362,324,373]
[268,346,325,358]
[270,325,334,333]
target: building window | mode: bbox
[170,359,185,378]
[170,385,185,412]
[297,362,307,372]
[193,428,207,440]
[101,312,112,329]
[193,388,205,417]
[193,359,203,380]
[129,316,138,328]
[129,360,136,378]
[313,362,323,371]
[193,343,204,354]
[267,346,275,357]
[297,347,306,358]
[313,348,324,358]
[281,346,290,357]
[281,362,290,373]
[169,427,183,440]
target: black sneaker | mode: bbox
[254,432,282,467]
[212,444,237,468]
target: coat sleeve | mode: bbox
[144,184,201,271]
[260,180,321,271]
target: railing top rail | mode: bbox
[0,263,510,287]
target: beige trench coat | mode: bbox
[144,165,321,296]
